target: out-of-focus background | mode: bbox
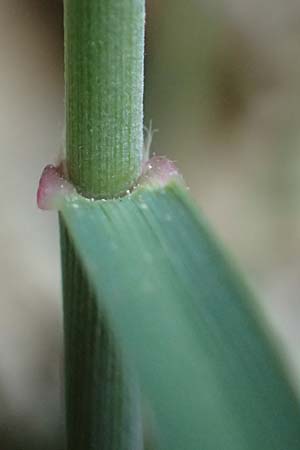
[0,0,299,448]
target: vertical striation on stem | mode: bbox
[62,1,146,448]
[65,0,145,198]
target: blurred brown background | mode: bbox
[0,0,299,448]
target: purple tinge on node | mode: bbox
[37,163,75,210]
[138,156,183,187]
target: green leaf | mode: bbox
[60,226,143,450]
[60,181,300,450]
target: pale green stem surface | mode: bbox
[65,0,145,198]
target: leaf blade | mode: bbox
[61,182,300,450]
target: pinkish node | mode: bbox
[138,156,183,187]
[37,163,75,210]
